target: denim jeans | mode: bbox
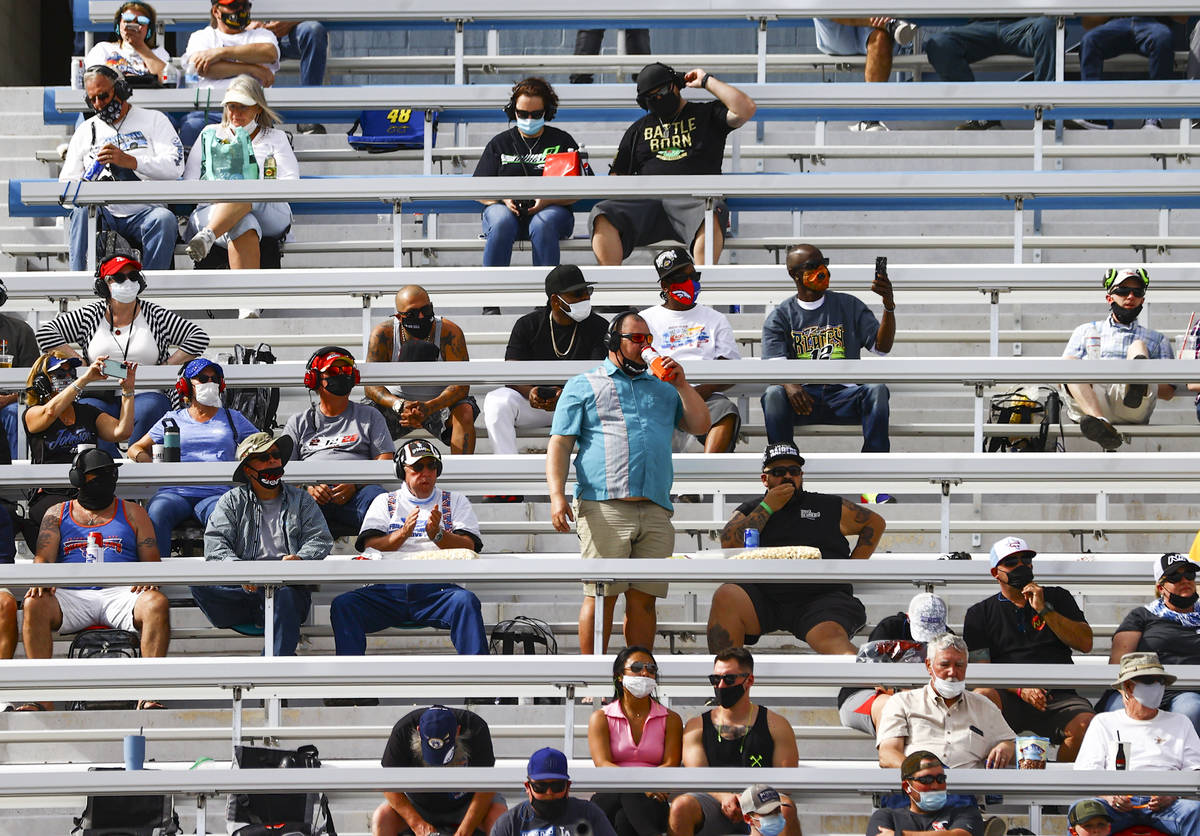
[330,583,487,655]
[925,16,1057,82]
[318,483,386,536]
[761,383,891,453]
[188,583,312,656]
[481,203,574,267]
[1098,796,1200,836]
[1,402,17,461]
[79,391,171,458]
[1097,687,1200,736]
[147,488,226,557]
[1081,16,1186,80]
[69,205,178,272]
[278,21,328,87]
[179,110,221,149]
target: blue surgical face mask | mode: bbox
[516,116,545,136]
[915,789,947,812]
[755,813,785,836]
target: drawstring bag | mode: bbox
[347,109,436,152]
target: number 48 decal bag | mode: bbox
[347,109,437,152]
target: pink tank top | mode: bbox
[604,699,669,767]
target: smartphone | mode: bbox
[534,386,558,400]
[101,358,128,380]
[876,256,888,277]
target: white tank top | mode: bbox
[87,310,159,366]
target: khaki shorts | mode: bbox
[1061,382,1157,425]
[576,498,674,598]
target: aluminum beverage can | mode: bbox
[744,528,760,548]
[83,159,107,181]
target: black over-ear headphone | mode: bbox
[68,449,114,488]
[85,64,133,104]
[93,248,147,298]
[606,310,641,354]
[635,63,686,110]
[304,345,361,390]
[503,79,558,122]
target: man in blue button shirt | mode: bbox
[547,311,711,654]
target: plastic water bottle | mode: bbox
[743,528,760,548]
[640,346,677,382]
[162,417,180,462]
[263,154,277,179]
[86,531,104,564]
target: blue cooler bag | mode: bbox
[347,108,437,152]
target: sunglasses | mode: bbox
[794,257,830,273]
[528,780,567,794]
[764,465,803,478]
[406,460,439,473]
[999,554,1033,569]
[86,89,115,107]
[1163,568,1197,583]
[626,661,658,675]
[109,271,143,284]
[619,333,653,345]
[121,11,151,24]
[708,672,749,687]
[515,108,545,119]
[1110,286,1146,299]
[194,372,222,383]
[908,773,948,786]
[248,448,281,464]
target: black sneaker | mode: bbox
[956,119,1002,131]
[1080,415,1123,451]
[1123,354,1149,408]
[297,123,326,135]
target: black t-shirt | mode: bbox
[611,100,733,177]
[962,586,1086,664]
[473,125,581,179]
[380,707,495,813]
[505,308,609,363]
[26,403,103,465]
[735,490,851,601]
[867,804,984,836]
[1117,605,1200,665]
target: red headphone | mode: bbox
[303,345,360,390]
[174,359,226,400]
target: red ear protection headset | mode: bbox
[174,359,227,400]
[303,345,360,390]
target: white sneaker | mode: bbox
[886,18,918,46]
[186,227,216,263]
[239,308,261,319]
[1142,118,1163,130]
[850,120,889,132]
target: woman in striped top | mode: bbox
[34,248,209,456]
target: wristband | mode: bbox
[120,390,135,398]
[758,500,774,516]
[700,73,713,90]
[392,398,406,414]
[71,382,86,396]
[884,304,896,312]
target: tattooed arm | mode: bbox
[423,319,471,411]
[720,482,796,548]
[28,504,64,597]
[840,498,886,559]
[363,319,399,409]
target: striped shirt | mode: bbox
[35,300,209,364]
[551,358,683,511]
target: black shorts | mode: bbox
[367,396,480,446]
[997,688,1094,744]
[737,584,867,645]
[588,197,729,259]
[405,793,475,830]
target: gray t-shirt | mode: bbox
[258,495,285,559]
[284,401,396,461]
[761,290,881,361]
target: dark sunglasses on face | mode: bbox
[794,257,830,273]
[708,672,749,687]
[619,333,653,345]
[406,461,438,473]
[1110,286,1146,299]
[626,661,658,675]
[1164,568,1197,583]
[109,271,143,284]
[194,373,222,383]
[908,773,947,786]
[121,11,151,24]
[249,448,281,464]
[764,465,803,478]
[86,89,115,107]
[528,780,567,794]
[999,554,1033,569]
[515,108,545,119]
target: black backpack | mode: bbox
[73,768,180,836]
[229,744,337,836]
[222,343,281,433]
[68,628,140,711]
[489,616,558,705]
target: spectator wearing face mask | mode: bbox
[491,748,616,836]
[364,285,478,455]
[474,78,582,268]
[867,751,988,836]
[739,785,793,836]
[60,65,183,272]
[126,358,258,556]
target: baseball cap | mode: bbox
[221,86,257,107]
[45,356,83,375]
[906,592,948,643]
[1068,799,1112,827]
[654,246,697,282]
[399,439,442,468]
[762,442,804,470]
[988,536,1036,568]
[527,747,570,781]
[738,784,782,816]
[73,447,121,478]
[1103,266,1150,292]
[181,357,222,380]
[544,264,592,297]
[418,705,459,765]
[900,750,944,779]
[1153,552,1197,583]
[637,62,679,98]
[98,254,142,278]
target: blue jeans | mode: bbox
[188,583,312,656]
[481,203,575,267]
[1081,17,1186,80]
[1096,796,1200,836]
[1097,688,1200,736]
[761,383,890,453]
[79,391,171,458]
[925,16,1057,82]
[278,21,328,87]
[69,205,178,272]
[147,488,225,558]
[1,403,17,461]
[179,110,221,149]
[318,483,386,536]
[330,583,487,655]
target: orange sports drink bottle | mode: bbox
[641,347,677,382]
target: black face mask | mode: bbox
[1003,564,1034,589]
[322,373,355,397]
[219,6,251,29]
[1168,591,1199,609]
[1111,301,1143,325]
[713,682,745,709]
[530,796,568,821]
[248,465,284,489]
[96,95,125,126]
[648,91,681,120]
[402,304,435,340]
[616,353,648,377]
[78,468,119,511]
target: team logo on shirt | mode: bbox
[304,433,361,451]
[658,324,711,351]
[790,325,846,360]
[643,116,698,160]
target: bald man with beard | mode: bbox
[364,285,478,455]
